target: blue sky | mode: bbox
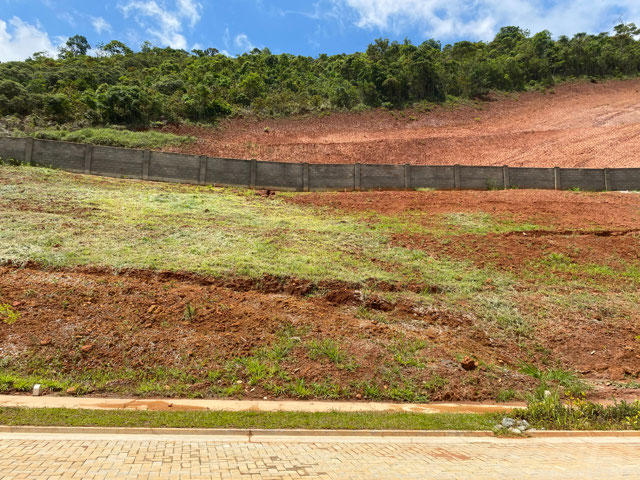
[1,0,639,61]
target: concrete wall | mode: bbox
[558,168,606,191]
[508,167,556,190]
[1,136,639,192]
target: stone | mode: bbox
[461,357,479,371]
[518,420,531,430]
[508,427,522,435]
[32,384,41,396]
[501,417,515,428]
[608,366,625,381]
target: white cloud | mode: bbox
[118,0,202,49]
[336,0,640,40]
[92,17,113,35]
[0,16,58,61]
[234,33,256,52]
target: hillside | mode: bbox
[166,78,640,168]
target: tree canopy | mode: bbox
[1,25,639,127]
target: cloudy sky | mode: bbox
[1,0,639,61]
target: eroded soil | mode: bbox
[166,78,640,168]
[1,262,639,403]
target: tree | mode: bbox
[102,40,133,56]
[60,35,91,58]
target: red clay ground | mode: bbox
[2,262,640,403]
[166,78,640,168]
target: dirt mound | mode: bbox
[166,79,640,168]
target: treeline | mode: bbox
[1,24,639,127]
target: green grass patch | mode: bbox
[0,407,498,431]
[25,128,194,149]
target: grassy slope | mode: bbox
[21,128,194,149]
[0,165,639,401]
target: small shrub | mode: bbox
[0,304,20,325]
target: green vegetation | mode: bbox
[0,407,497,431]
[0,165,512,291]
[0,304,20,325]
[1,24,640,129]
[519,363,590,397]
[27,128,194,149]
[517,391,640,431]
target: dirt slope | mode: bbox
[166,78,640,168]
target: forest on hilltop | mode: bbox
[1,24,640,129]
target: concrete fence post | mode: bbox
[84,144,93,174]
[453,164,461,189]
[199,155,207,185]
[354,163,361,191]
[553,167,560,190]
[24,137,34,165]
[503,165,510,189]
[250,159,257,188]
[603,168,610,191]
[302,163,309,192]
[142,150,150,180]
[404,164,411,190]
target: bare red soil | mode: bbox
[287,189,640,230]
[166,78,640,168]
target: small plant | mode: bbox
[183,303,197,321]
[390,338,427,368]
[307,339,358,371]
[496,389,517,402]
[0,304,20,325]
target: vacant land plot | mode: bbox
[166,79,640,168]
[1,165,639,403]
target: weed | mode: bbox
[517,390,640,430]
[183,303,197,321]
[496,389,517,402]
[0,304,20,325]
[389,338,427,368]
[519,363,590,396]
[307,339,358,371]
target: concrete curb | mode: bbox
[1,425,639,438]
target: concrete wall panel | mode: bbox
[206,157,251,187]
[149,152,200,183]
[410,165,455,189]
[0,137,27,163]
[558,169,605,191]
[509,167,555,189]
[459,166,504,190]
[256,161,303,191]
[32,139,86,172]
[360,164,405,190]
[91,146,144,178]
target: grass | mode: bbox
[0,165,511,294]
[516,391,640,431]
[0,407,498,431]
[23,128,194,149]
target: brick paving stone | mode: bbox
[0,434,639,479]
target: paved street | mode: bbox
[1,432,639,479]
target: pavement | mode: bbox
[0,395,519,414]
[1,430,639,479]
